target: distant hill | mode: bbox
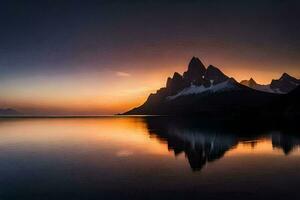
[0,108,21,116]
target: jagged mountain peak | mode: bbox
[241,73,300,94]
[165,72,187,96]
[280,73,298,82]
[166,77,172,88]
[123,57,280,116]
[270,73,300,93]
[123,57,300,116]
[166,58,230,95]
[173,72,182,79]
[183,57,206,82]
[189,57,205,69]
[240,78,257,88]
[249,78,256,83]
[248,78,257,87]
[205,65,229,84]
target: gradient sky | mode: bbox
[0,0,300,115]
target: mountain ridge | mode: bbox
[123,57,288,117]
[241,73,300,94]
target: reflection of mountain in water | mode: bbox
[145,117,240,171]
[272,133,300,155]
[144,117,300,171]
[167,128,237,171]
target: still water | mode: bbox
[0,116,300,200]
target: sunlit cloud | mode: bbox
[116,150,133,157]
[116,71,131,77]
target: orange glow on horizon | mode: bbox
[1,58,299,115]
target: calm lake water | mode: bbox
[0,116,300,200]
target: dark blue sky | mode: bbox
[1,0,299,75]
[0,0,300,114]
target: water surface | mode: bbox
[0,117,300,200]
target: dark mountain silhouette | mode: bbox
[183,57,206,84]
[205,65,229,84]
[124,57,278,117]
[240,78,275,93]
[271,73,300,93]
[241,73,300,94]
[124,57,300,119]
[241,78,257,88]
[0,108,20,116]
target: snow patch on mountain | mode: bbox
[167,80,239,100]
[252,85,284,94]
[241,74,300,94]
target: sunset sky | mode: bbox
[0,0,300,115]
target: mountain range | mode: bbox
[240,73,300,94]
[124,57,300,119]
